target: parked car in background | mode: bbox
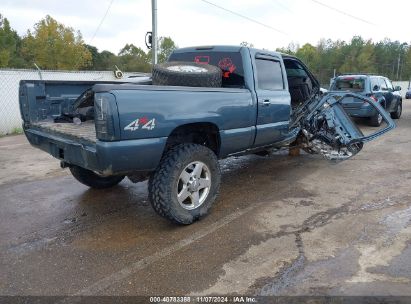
[406,88,411,99]
[330,74,402,126]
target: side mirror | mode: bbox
[394,86,401,92]
[373,85,380,91]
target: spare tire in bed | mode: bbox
[152,62,222,87]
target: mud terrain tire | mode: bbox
[149,144,221,225]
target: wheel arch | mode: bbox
[164,122,221,157]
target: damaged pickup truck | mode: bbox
[19,46,395,224]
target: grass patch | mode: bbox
[0,127,23,138]
[11,127,23,134]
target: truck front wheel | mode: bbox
[149,144,221,225]
[69,166,125,189]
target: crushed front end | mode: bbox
[291,92,396,161]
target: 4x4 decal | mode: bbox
[124,117,156,131]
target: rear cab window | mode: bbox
[332,77,366,92]
[168,51,245,88]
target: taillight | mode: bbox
[370,95,378,102]
[94,93,116,141]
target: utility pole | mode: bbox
[396,52,401,80]
[151,0,158,66]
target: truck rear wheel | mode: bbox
[69,166,125,189]
[152,62,222,87]
[149,144,221,225]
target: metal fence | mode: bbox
[0,69,147,135]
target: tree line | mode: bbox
[1,14,410,83]
[276,37,411,85]
[0,14,176,72]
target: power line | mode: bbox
[309,0,375,26]
[90,0,115,44]
[199,0,287,35]
[271,0,294,13]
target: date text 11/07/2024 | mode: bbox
[149,296,257,303]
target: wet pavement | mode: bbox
[1,102,411,296]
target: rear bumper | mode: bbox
[25,128,167,175]
[343,105,377,118]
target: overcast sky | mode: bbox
[1,0,410,54]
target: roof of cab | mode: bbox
[172,45,285,58]
[336,74,380,78]
[172,45,243,53]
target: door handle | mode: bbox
[262,99,271,106]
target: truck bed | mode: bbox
[32,121,96,143]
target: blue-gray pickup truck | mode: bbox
[19,45,395,224]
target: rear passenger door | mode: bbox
[253,54,291,147]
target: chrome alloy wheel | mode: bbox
[177,161,211,210]
[166,65,208,73]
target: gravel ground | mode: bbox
[1,102,411,296]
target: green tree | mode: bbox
[403,46,411,81]
[155,36,178,63]
[276,42,299,55]
[117,43,150,72]
[84,44,99,69]
[96,50,118,70]
[295,43,319,69]
[356,40,376,73]
[84,45,118,70]
[0,14,24,67]
[21,15,91,69]
[275,36,411,83]
[332,37,365,73]
[143,36,178,68]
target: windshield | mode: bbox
[168,51,245,88]
[331,77,366,92]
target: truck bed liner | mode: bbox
[32,121,96,143]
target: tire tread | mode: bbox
[149,144,220,224]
